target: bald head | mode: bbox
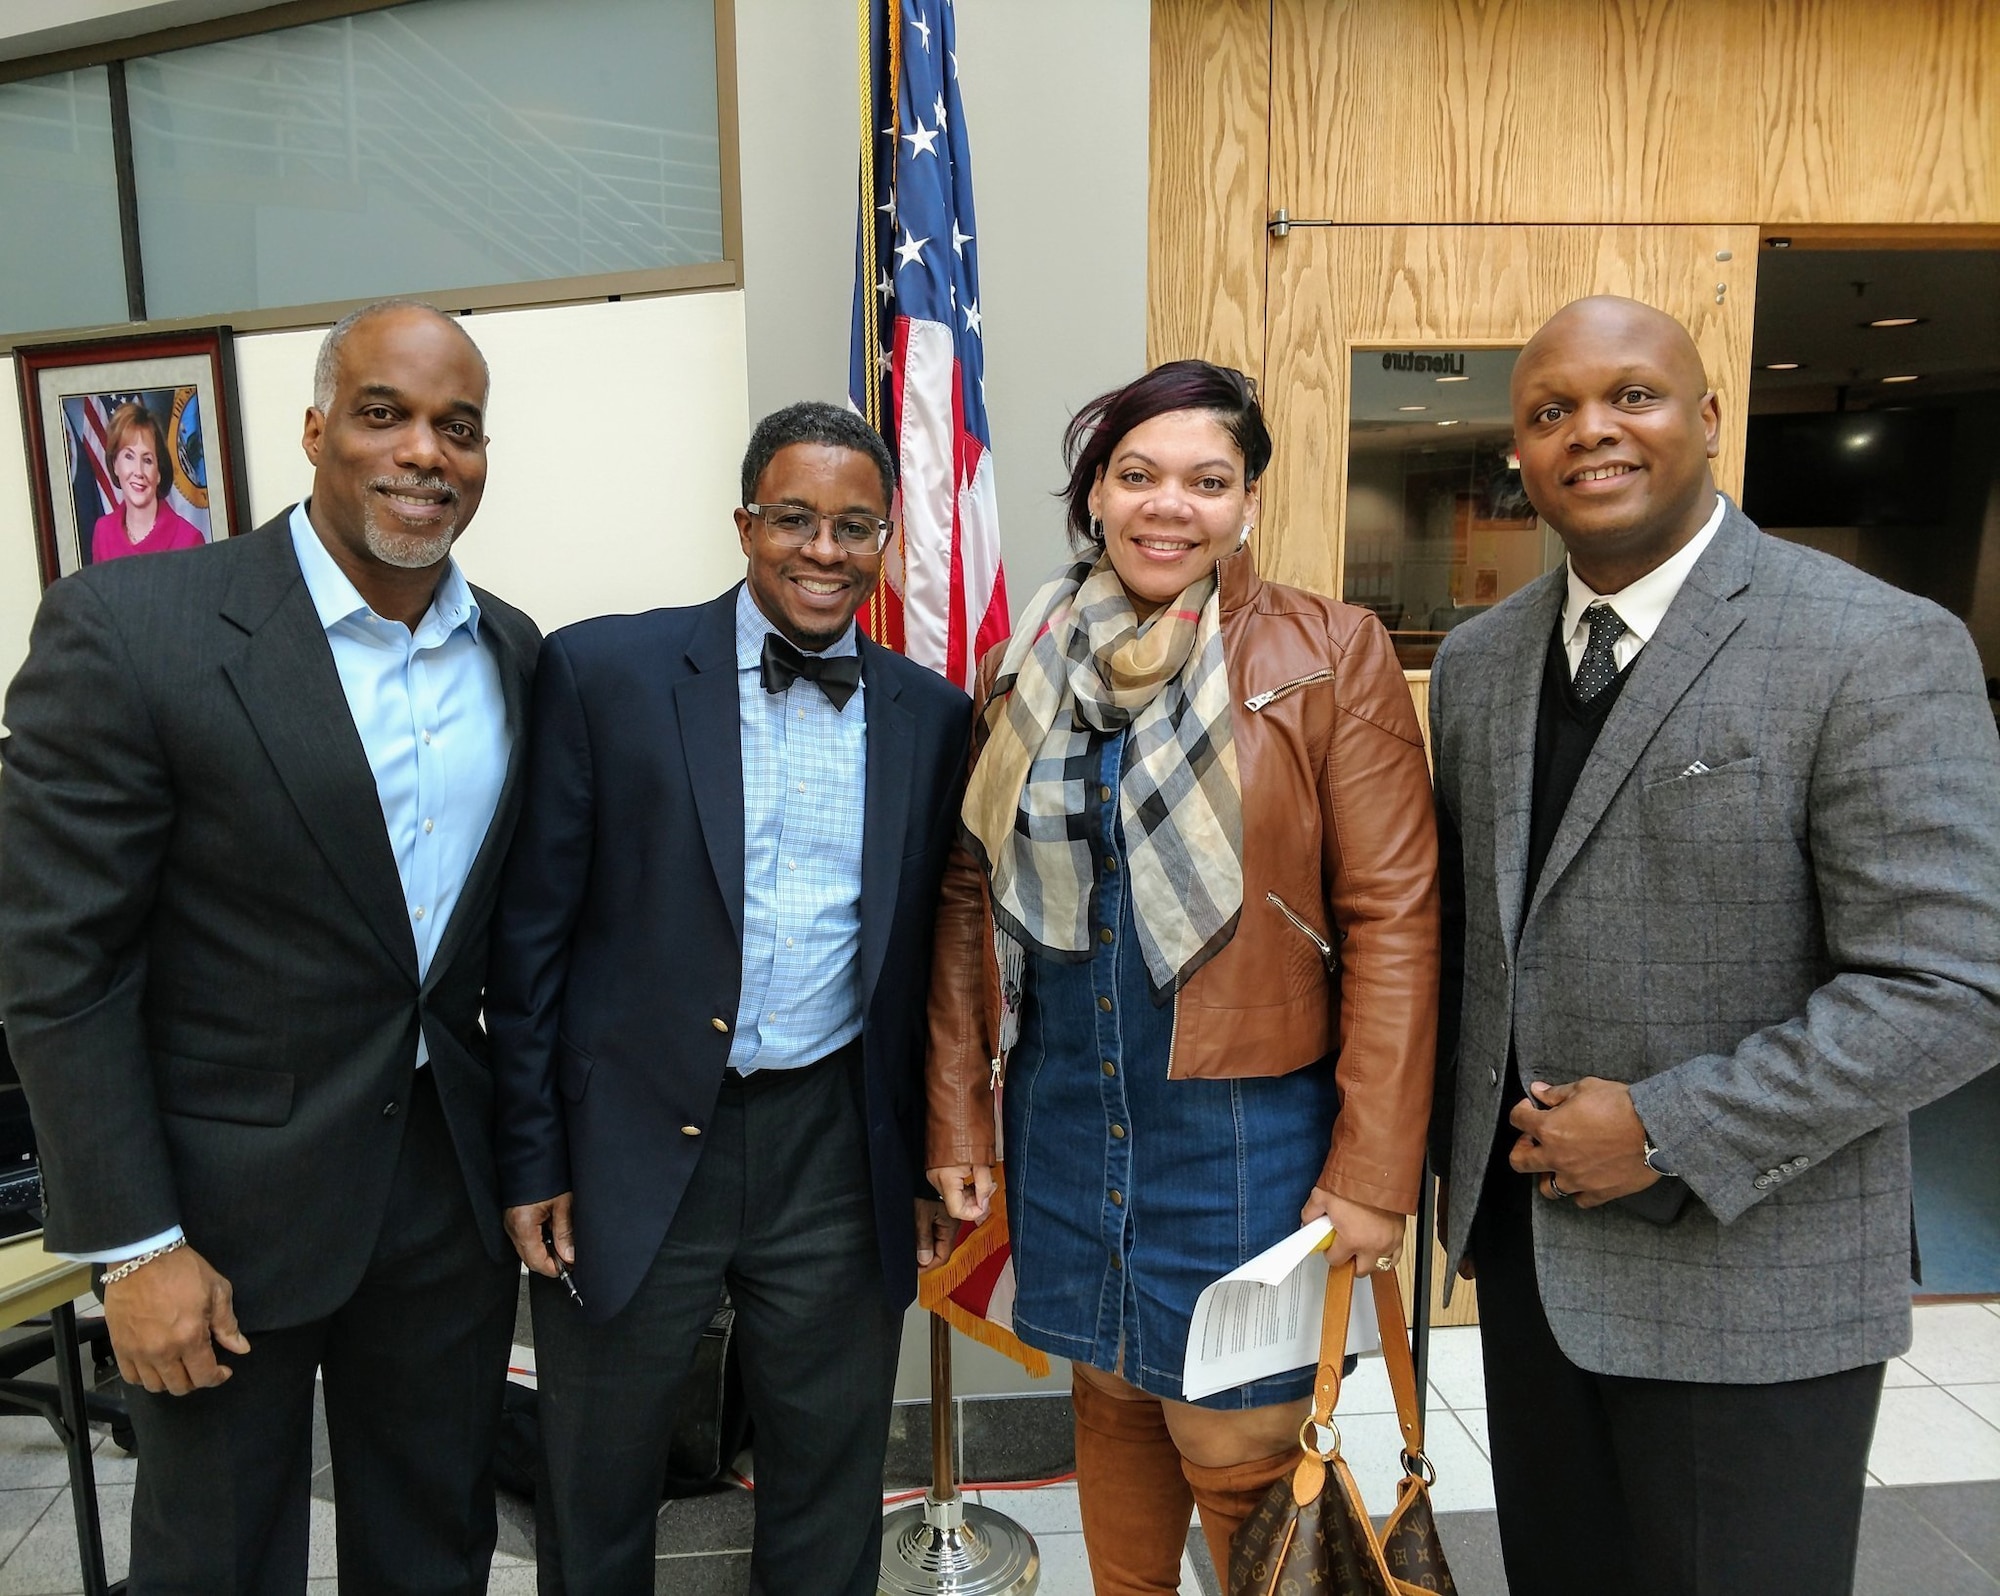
[1510,295,1722,592]
[313,300,488,415]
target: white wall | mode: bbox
[735,0,1151,608]
[0,291,751,688]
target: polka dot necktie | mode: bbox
[1573,603,1629,702]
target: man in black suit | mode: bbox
[0,300,540,1594]
[491,401,971,1595]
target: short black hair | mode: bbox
[1060,360,1271,549]
[740,402,897,509]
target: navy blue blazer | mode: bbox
[488,586,972,1322]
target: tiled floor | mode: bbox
[0,1302,1992,1593]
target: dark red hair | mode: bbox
[1059,360,1272,548]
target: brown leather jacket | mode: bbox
[925,543,1441,1214]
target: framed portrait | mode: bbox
[15,328,251,588]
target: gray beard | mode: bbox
[362,512,455,570]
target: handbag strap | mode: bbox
[1307,1261,1428,1461]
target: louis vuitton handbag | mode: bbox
[1229,1261,1456,1596]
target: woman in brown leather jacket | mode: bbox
[926,360,1440,1590]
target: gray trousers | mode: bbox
[531,1045,902,1596]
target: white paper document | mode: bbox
[1182,1218,1382,1402]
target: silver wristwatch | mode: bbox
[1642,1138,1679,1178]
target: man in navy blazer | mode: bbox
[490,402,972,1594]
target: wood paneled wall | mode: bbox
[1147,0,1269,376]
[1262,0,1999,227]
[1257,223,1759,596]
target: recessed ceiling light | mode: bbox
[1436,419,1461,426]
[1435,375,1470,383]
[1880,374,1921,383]
[1865,317,1925,328]
[1763,361,1802,370]
[1397,405,1427,412]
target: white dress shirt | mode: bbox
[1561,495,1726,677]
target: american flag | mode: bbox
[852,0,1040,1378]
[850,0,1007,691]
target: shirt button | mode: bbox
[423,818,435,834]
[413,906,426,921]
[1489,1066,1499,1086]
[1109,1253,1122,1270]
[1104,857,1118,874]
[1110,1123,1126,1139]
[382,1101,400,1117]
[712,1018,729,1033]
[787,860,797,871]
[1109,1190,1123,1207]
[797,783,806,793]
[1098,927,1114,945]
[680,1124,701,1137]
[1101,1061,1116,1077]
[1097,996,1113,1013]
[768,1011,777,1022]
[421,730,433,745]
[1099,784,1113,802]
[785,937,794,948]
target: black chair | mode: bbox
[0,1022,129,1595]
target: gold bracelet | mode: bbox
[100,1236,187,1288]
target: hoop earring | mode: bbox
[1090,515,1103,543]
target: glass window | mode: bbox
[1344,348,1562,671]
[0,68,128,336]
[126,0,723,320]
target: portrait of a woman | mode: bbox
[90,401,208,564]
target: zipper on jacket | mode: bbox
[1266,891,1338,971]
[1243,669,1337,712]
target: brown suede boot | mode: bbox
[1071,1372,1196,1595]
[1182,1447,1299,1584]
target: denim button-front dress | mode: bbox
[1002,731,1341,1409]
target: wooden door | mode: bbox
[1257,224,1761,601]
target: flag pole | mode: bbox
[878,1314,1040,1595]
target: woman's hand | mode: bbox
[1302,1187,1406,1275]
[929,1164,995,1223]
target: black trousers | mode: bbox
[123,1065,519,1595]
[1470,1131,1885,1596]
[531,1044,902,1596]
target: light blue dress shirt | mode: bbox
[71,508,510,1263]
[728,584,868,1074]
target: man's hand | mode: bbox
[916,1199,957,1269]
[104,1245,249,1396]
[1508,1078,1658,1207]
[1302,1187,1406,1275]
[505,1193,575,1278]
[928,1164,994,1224]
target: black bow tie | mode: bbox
[760,633,862,711]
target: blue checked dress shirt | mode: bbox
[72,508,510,1265]
[727,584,868,1074]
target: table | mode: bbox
[0,1235,118,1595]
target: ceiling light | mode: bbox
[1435,419,1461,426]
[1397,405,1427,412]
[1763,362,1802,370]
[1435,375,1470,383]
[1880,374,1921,383]
[1865,317,1924,328]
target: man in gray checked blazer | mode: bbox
[1430,296,2000,1595]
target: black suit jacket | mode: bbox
[0,514,541,1329]
[488,586,972,1323]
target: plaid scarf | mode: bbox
[963,554,1243,997]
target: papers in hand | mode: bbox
[1183,1218,1382,1402]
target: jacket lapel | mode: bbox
[1489,571,1566,951]
[423,599,533,992]
[675,591,748,948]
[218,519,419,981]
[1523,507,1757,928]
[857,636,914,1011]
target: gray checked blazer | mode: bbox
[1430,498,2000,1384]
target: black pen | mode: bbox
[542,1222,584,1309]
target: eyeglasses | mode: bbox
[743,502,892,554]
